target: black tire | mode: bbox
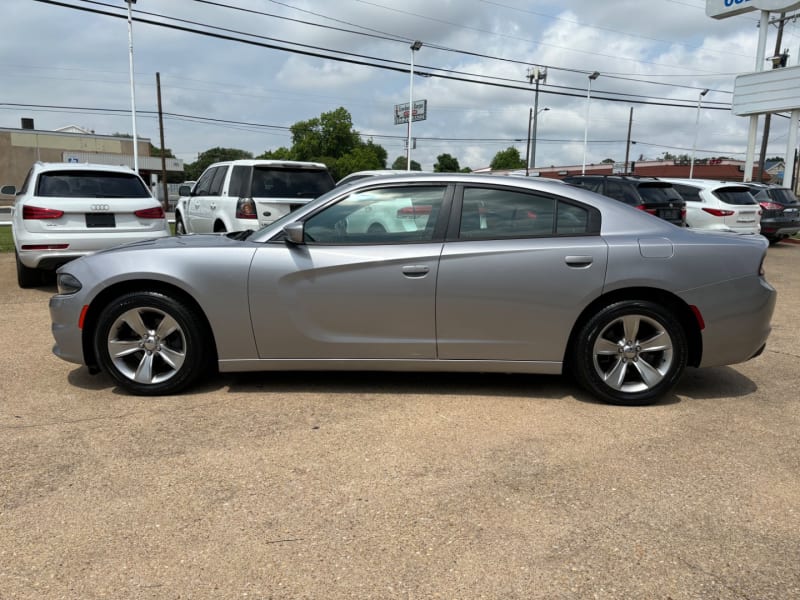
[16,251,41,288]
[93,291,212,395]
[175,214,187,235]
[572,300,687,406]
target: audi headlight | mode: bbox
[56,273,82,295]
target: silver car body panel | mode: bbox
[49,173,775,380]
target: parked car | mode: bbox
[49,173,775,406]
[741,182,800,243]
[176,160,335,234]
[336,169,412,187]
[2,162,170,288]
[562,175,686,226]
[660,178,761,235]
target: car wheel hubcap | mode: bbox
[592,314,673,393]
[107,307,187,385]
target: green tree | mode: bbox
[490,147,525,170]
[149,143,175,158]
[434,153,461,173]
[392,156,422,170]
[256,147,294,160]
[601,158,615,164]
[185,147,253,180]
[258,108,388,180]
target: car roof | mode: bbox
[659,178,752,190]
[206,159,329,169]
[34,162,139,174]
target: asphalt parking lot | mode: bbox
[1,246,798,600]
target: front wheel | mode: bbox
[94,291,212,395]
[175,214,187,235]
[572,300,687,406]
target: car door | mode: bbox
[436,184,608,364]
[248,184,450,360]
[187,166,218,233]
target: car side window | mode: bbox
[209,166,228,196]
[194,167,217,196]
[303,185,446,245]
[459,187,593,239]
[672,184,702,203]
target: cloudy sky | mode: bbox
[2,0,799,171]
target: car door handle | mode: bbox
[565,255,593,268]
[402,265,430,277]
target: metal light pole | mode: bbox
[126,0,139,173]
[689,89,709,179]
[582,71,600,175]
[407,40,422,171]
[526,67,547,175]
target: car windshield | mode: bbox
[637,183,684,202]
[714,187,758,205]
[36,171,150,198]
[251,167,335,199]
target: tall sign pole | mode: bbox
[126,0,139,173]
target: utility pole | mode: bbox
[156,72,169,212]
[758,12,786,182]
[624,107,634,174]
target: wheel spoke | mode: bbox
[109,339,142,359]
[638,330,671,353]
[622,315,640,341]
[158,345,186,370]
[595,337,621,355]
[603,357,629,390]
[155,314,180,339]
[631,358,664,388]
[133,352,155,384]
[121,308,149,337]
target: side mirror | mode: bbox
[1,185,17,196]
[178,185,192,197]
[283,222,305,244]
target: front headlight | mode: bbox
[56,272,82,295]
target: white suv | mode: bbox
[176,160,335,233]
[660,178,761,235]
[2,162,170,288]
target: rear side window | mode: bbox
[459,187,596,239]
[637,184,684,203]
[604,180,638,205]
[228,165,251,197]
[36,171,150,198]
[768,188,799,204]
[252,167,335,199]
[671,184,703,203]
[714,187,757,205]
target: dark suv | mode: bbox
[564,175,686,226]
[741,182,800,244]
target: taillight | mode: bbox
[23,205,64,219]
[397,205,432,218]
[134,206,165,219]
[702,208,735,217]
[636,204,657,215]
[759,201,783,211]
[236,197,257,219]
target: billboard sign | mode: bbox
[707,0,800,19]
[732,65,800,115]
[394,100,427,125]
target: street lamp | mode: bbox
[126,0,139,173]
[525,107,549,174]
[582,71,600,175]
[689,88,709,179]
[525,66,547,175]
[407,40,422,171]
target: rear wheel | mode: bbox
[572,300,687,406]
[94,291,212,395]
[15,251,41,288]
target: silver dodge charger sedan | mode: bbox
[49,173,776,406]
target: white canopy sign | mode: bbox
[707,0,800,19]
